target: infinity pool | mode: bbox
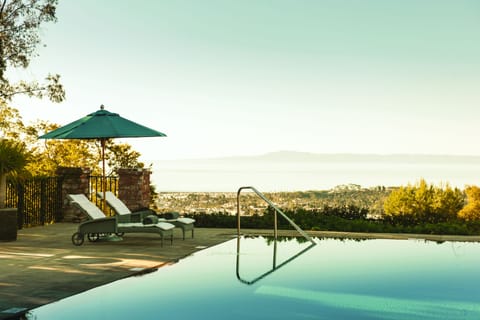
[25,236,480,319]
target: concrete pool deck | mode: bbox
[0,223,239,319]
[1,223,480,319]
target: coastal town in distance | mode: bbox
[154,184,391,218]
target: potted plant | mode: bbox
[0,139,28,241]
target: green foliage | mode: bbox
[191,208,480,236]
[0,101,25,139]
[1,104,147,176]
[0,0,65,102]
[105,141,145,174]
[0,139,29,208]
[24,120,101,176]
[383,179,464,225]
[0,139,28,176]
[191,212,237,228]
[458,185,480,221]
[164,184,479,235]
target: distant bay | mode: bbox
[150,152,480,192]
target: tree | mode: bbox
[24,120,101,175]
[105,141,145,175]
[458,186,480,221]
[0,0,64,102]
[24,121,147,176]
[0,139,28,208]
[383,179,464,224]
[22,120,129,175]
[0,110,101,176]
[1,103,147,177]
[0,99,25,138]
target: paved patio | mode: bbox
[0,223,238,320]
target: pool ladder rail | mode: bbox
[236,186,316,285]
[236,236,316,285]
[236,186,316,244]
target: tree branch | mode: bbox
[0,0,7,15]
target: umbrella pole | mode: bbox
[101,139,107,211]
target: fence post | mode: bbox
[55,177,64,222]
[17,183,24,229]
[40,179,46,225]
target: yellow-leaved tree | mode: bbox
[383,179,464,225]
[457,186,480,221]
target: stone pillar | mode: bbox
[117,168,151,212]
[56,167,91,222]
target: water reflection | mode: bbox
[236,235,316,285]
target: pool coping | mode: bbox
[243,229,480,243]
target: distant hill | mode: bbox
[151,151,480,192]
[171,151,480,164]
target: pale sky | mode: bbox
[9,0,480,161]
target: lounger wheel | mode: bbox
[87,233,100,242]
[72,232,85,246]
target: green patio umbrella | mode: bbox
[39,105,166,208]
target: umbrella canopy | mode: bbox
[39,105,166,209]
[39,106,166,140]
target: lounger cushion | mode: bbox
[118,222,175,231]
[101,191,131,215]
[68,194,106,220]
[157,222,175,230]
[117,223,144,228]
[177,217,195,224]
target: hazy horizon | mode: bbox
[150,150,480,162]
[151,151,480,192]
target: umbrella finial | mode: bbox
[100,104,105,110]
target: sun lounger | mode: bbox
[68,194,107,220]
[67,194,175,246]
[98,191,195,240]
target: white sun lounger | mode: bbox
[98,191,195,240]
[67,194,175,246]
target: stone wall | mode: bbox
[117,168,152,212]
[57,167,151,222]
[56,167,91,222]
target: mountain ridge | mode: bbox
[153,151,480,164]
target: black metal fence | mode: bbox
[6,177,64,229]
[5,175,120,229]
[88,175,118,216]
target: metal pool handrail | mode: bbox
[236,236,316,285]
[236,186,315,244]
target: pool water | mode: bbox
[26,236,480,319]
